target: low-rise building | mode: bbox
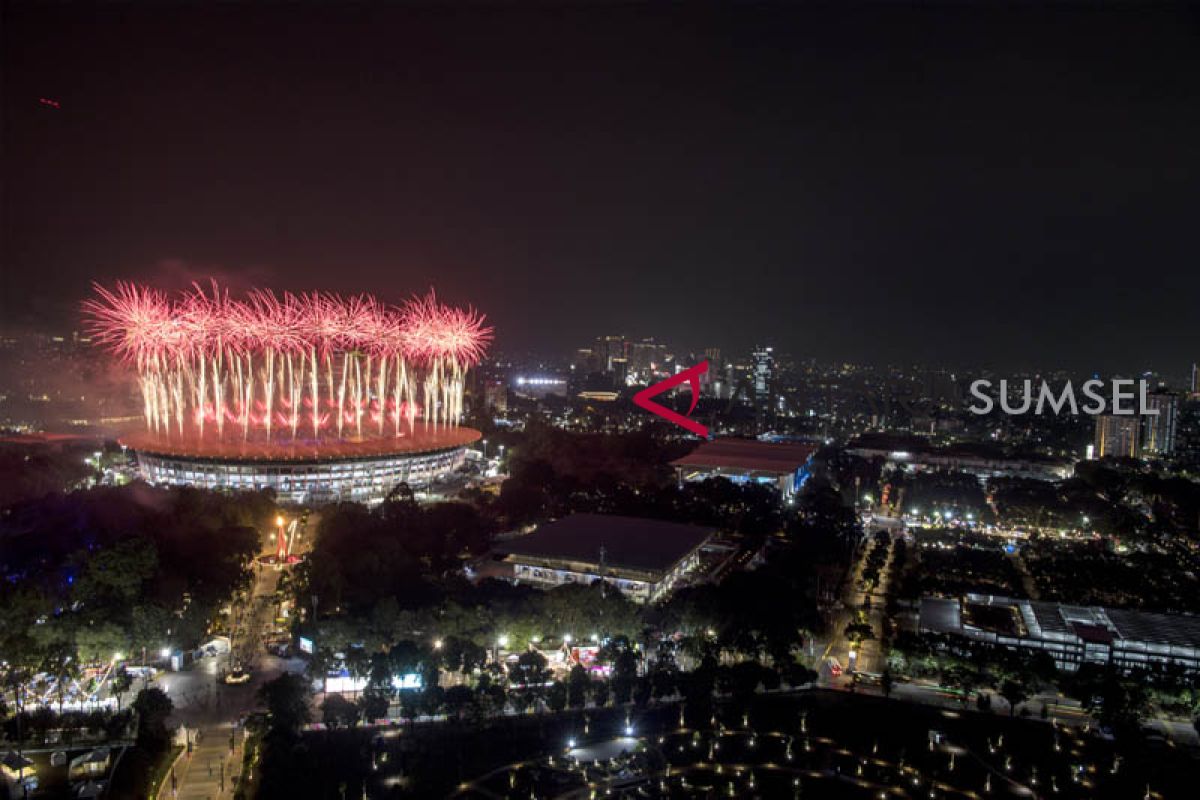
[671,438,817,495]
[847,435,1072,482]
[496,513,715,603]
[919,593,1200,673]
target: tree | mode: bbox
[546,681,568,713]
[844,622,875,645]
[321,694,360,729]
[942,664,980,707]
[258,673,311,736]
[567,665,589,709]
[632,676,653,707]
[444,685,476,720]
[358,686,390,723]
[439,637,488,676]
[131,687,174,753]
[1000,677,1032,717]
[110,669,134,713]
[476,672,507,716]
[782,663,817,688]
[591,679,610,708]
[728,661,763,703]
[76,623,128,665]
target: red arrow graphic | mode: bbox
[633,361,709,437]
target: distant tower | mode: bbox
[595,335,626,373]
[751,346,775,431]
[1094,414,1140,458]
[1141,391,1179,456]
[1191,363,1199,399]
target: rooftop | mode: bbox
[497,513,715,576]
[847,434,1067,465]
[120,426,480,463]
[921,595,1200,650]
[671,438,817,475]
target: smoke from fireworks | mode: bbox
[83,282,492,442]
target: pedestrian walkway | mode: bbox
[160,722,244,800]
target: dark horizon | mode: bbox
[4,2,1198,374]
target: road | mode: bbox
[818,524,894,680]
[155,515,311,799]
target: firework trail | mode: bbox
[83,282,492,442]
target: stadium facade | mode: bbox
[124,427,480,505]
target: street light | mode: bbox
[160,647,171,659]
[276,515,285,527]
[433,639,443,650]
[563,634,572,644]
[498,635,509,648]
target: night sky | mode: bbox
[3,2,1198,373]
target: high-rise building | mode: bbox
[483,378,509,413]
[1140,391,1179,456]
[610,357,629,387]
[751,346,775,430]
[1094,414,1140,458]
[594,335,626,372]
[1191,363,1199,398]
[628,339,667,381]
[572,347,599,374]
[751,347,774,405]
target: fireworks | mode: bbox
[84,281,492,442]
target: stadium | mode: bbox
[86,282,491,505]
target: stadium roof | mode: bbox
[496,513,715,575]
[670,438,817,476]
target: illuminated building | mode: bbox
[921,594,1200,674]
[1094,414,1140,458]
[482,378,509,413]
[86,282,492,505]
[628,338,668,381]
[124,427,479,505]
[497,513,714,603]
[751,345,775,429]
[672,438,817,495]
[847,435,1073,481]
[1140,391,1178,455]
[594,335,627,372]
[512,375,568,399]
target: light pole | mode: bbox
[494,634,509,665]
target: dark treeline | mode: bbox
[1,483,273,671]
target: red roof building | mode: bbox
[670,438,817,495]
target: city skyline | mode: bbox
[4,5,1200,798]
